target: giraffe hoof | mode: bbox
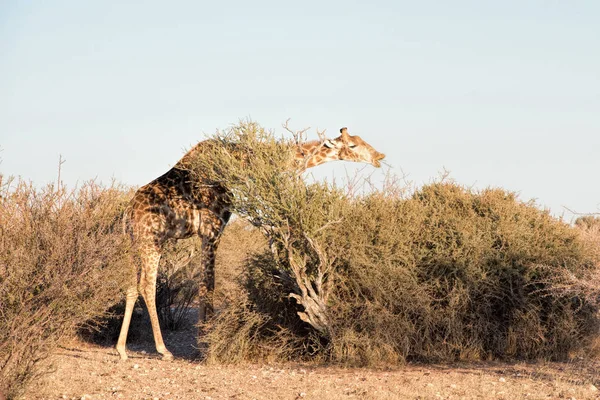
[116,347,128,361]
[161,351,174,361]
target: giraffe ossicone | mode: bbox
[115,126,385,361]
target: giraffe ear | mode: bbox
[323,140,335,149]
[340,127,349,143]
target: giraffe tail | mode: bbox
[122,204,134,240]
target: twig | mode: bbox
[283,119,310,146]
[57,154,66,192]
[562,206,600,216]
[316,128,328,143]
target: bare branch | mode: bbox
[57,154,66,192]
[282,119,310,146]
[316,128,328,143]
[562,205,600,217]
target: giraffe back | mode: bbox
[127,140,231,245]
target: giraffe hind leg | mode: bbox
[198,235,221,323]
[198,210,230,322]
[139,244,174,360]
[116,284,138,361]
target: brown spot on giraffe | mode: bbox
[116,127,385,361]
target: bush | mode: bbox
[328,184,599,364]
[576,216,600,263]
[0,179,132,399]
[575,216,600,231]
[542,216,600,317]
[191,121,600,365]
[214,218,268,306]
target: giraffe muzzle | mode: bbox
[372,153,386,168]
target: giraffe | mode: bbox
[116,127,385,361]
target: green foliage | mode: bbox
[0,179,132,399]
[186,121,303,227]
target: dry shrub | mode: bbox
[204,250,325,364]
[189,121,600,366]
[0,178,132,399]
[215,218,267,306]
[575,216,600,263]
[329,183,600,364]
[201,219,272,363]
[202,296,304,364]
[542,216,600,337]
[155,237,203,331]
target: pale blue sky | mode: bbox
[1,1,599,217]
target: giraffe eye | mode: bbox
[348,144,357,149]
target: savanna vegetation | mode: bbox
[189,123,600,365]
[0,180,132,399]
[1,121,599,399]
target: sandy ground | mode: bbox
[23,315,600,400]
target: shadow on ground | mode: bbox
[81,304,202,361]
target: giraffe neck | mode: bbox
[295,140,337,169]
[176,138,337,173]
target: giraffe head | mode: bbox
[322,127,386,167]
